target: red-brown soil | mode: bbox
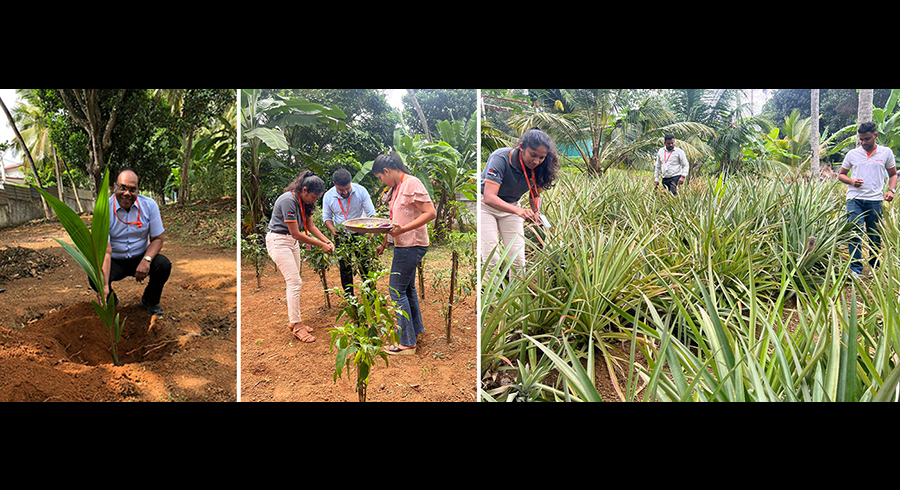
[0,199,236,402]
[240,245,478,402]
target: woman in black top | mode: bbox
[266,170,334,343]
[480,128,559,278]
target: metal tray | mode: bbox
[342,217,396,234]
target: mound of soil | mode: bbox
[0,199,237,402]
[0,246,66,284]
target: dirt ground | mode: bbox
[0,199,237,402]
[240,244,478,402]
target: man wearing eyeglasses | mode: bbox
[322,168,377,295]
[100,168,171,316]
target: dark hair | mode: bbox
[332,169,352,187]
[858,121,877,134]
[517,127,559,190]
[284,170,325,217]
[371,152,410,175]
[664,133,676,141]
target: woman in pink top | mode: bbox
[373,152,436,355]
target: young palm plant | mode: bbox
[33,169,124,365]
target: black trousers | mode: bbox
[662,175,682,196]
[91,254,171,306]
[335,232,371,295]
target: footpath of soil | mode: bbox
[0,197,237,402]
[240,245,478,402]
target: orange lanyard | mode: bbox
[664,149,674,163]
[114,199,142,228]
[511,148,539,213]
[389,173,406,220]
[337,192,351,221]
[292,190,309,234]
[293,190,311,250]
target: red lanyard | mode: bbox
[338,192,351,221]
[389,174,406,220]
[293,190,311,250]
[664,149,674,163]
[292,190,309,234]
[114,199,142,228]
[512,148,539,213]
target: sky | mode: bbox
[0,88,22,163]
[0,89,20,157]
[383,89,404,111]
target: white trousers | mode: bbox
[480,203,526,281]
[266,232,303,324]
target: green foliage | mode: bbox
[33,169,124,365]
[241,225,270,288]
[329,269,406,402]
[481,171,899,402]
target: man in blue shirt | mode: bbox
[322,169,376,295]
[100,168,171,316]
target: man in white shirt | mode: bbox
[838,122,897,276]
[654,133,690,195]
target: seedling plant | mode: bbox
[329,268,407,402]
[34,169,125,365]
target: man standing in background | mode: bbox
[654,133,690,195]
[322,169,377,295]
[838,121,897,277]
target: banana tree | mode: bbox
[33,169,124,365]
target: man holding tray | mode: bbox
[323,168,377,295]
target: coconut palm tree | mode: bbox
[506,89,713,175]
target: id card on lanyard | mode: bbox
[511,148,552,229]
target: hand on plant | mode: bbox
[678,177,685,185]
[886,190,895,202]
[518,208,537,222]
[376,244,385,256]
[321,241,335,254]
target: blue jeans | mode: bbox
[389,246,428,347]
[847,199,883,274]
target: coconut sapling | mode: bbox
[33,169,125,365]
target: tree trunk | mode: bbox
[59,155,84,213]
[446,250,457,343]
[58,89,126,200]
[810,89,820,180]
[407,89,432,143]
[180,130,194,204]
[0,95,49,218]
[858,89,874,125]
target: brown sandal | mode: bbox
[292,326,316,343]
[289,322,313,333]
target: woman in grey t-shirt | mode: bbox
[480,128,559,279]
[266,170,334,343]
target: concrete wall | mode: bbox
[0,184,95,230]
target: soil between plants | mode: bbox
[0,199,237,402]
[240,246,478,402]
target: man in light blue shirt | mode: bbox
[100,168,171,316]
[322,168,376,295]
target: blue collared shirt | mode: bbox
[108,194,165,259]
[321,183,376,225]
